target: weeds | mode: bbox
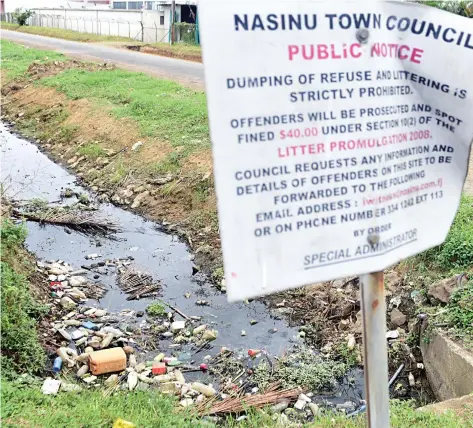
[0,221,48,377]
[146,301,167,317]
[253,346,349,393]
[418,195,473,271]
[78,142,106,159]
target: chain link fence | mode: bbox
[1,11,180,45]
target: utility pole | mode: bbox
[170,0,175,45]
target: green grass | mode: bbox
[1,381,211,428]
[78,142,106,159]
[2,381,470,428]
[39,67,209,152]
[0,220,48,378]
[419,195,473,271]
[403,194,473,277]
[0,40,65,80]
[438,279,473,348]
[1,22,133,43]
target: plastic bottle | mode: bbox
[52,357,63,374]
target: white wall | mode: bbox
[29,7,169,42]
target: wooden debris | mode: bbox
[117,265,160,300]
[199,383,301,415]
[13,208,120,234]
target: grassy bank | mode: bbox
[2,22,138,43]
[0,219,48,378]
[1,22,202,61]
[2,380,469,428]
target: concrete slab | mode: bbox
[418,394,473,421]
[421,330,473,401]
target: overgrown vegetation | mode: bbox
[12,8,33,26]
[78,142,106,159]
[146,301,167,317]
[419,1,473,17]
[253,346,350,392]
[409,195,473,272]
[434,279,473,348]
[0,220,48,378]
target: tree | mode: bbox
[421,1,473,17]
[13,8,34,26]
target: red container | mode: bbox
[152,362,166,375]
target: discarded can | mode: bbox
[199,363,208,372]
[152,362,166,375]
[52,357,63,374]
[248,349,261,358]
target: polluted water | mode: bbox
[0,122,364,409]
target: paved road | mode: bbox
[1,30,205,90]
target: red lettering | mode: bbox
[350,43,362,58]
[411,47,424,64]
[317,44,329,59]
[288,45,299,61]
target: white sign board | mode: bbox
[200,1,473,301]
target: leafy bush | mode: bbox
[13,8,34,26]
[420,195,473,270]
[0,221,47,377]
[1,220,27,252]
[447,280,473,330]
[423,1,473,17]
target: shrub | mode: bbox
[420,195,473,270]
[0,221,47,377]
[12,8,34,26]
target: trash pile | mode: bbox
[37,257,358,421]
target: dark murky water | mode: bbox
[0,123,364,407]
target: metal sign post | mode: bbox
[360,272,390,427]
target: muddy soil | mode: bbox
[125,45,202,63]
